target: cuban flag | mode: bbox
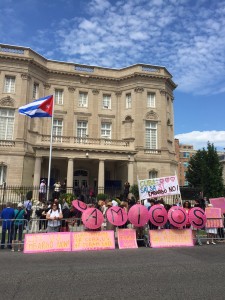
[18,95,53,118]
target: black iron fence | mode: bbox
[0,185,124,209]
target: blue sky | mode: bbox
[1,0,225,150]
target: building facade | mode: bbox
[175,139,196,186]
[0,44,177,196]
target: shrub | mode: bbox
[96,193,108,201]
[59,193,75,206]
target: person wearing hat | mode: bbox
[12,203,26,252]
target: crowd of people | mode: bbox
[0,192,225,251]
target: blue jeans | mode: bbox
[1,226,13,248]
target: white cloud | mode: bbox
[2,0,225,96]
[175,131,225,150]
[53,0,225,95]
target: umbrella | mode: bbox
[128,204,149,227]
[188,207,206,229]
[82,208,104,229]
[148,204,168,227]
[168,206,188,228]
[106,207,128,226]
[72,199,87,212]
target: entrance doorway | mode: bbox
[73,170,88,190]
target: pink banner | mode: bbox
[210,197,225,214]
[71,231,115,251]
[24,233,71,253]
[205,207,223,228]
[117,229,138,249]
[149,229,194,248]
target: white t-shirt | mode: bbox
[47,209,61,227]
[112,200,118,206]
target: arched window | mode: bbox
[149,170,158,179]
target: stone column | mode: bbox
[91,89,99,138]
[67,86,76,136]
[134,87,144,147]
[67,158,74,193]
[128,161,134,186]
[115,91,122,140]
[98,160,105,194]
[33,156,42,200]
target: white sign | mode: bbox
[138,176,180,200]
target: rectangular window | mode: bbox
[183,152,190,158]
[145,121,157,149]
[33,83,39,99]
[0,165,7,185]
[4,76,15,93]
[55,89,63,105]
[101,123,111,139]
[0,108,15,140]
[102,94,111,109]
[126,93,132,109]
[79,92,88,107]
[77,121,88,142]
[147,92,155,108]
[53,119,63,142]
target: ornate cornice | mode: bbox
[74,112,92,116]
[79,75,89,84]
[68,86,76,93]
[122,115,134,124]
[98,114,115,118]
[145,110,159,121]
[0,96,15,107]
[160,89,174,99]
[92,89,99,95]
[160,89,166,96]
[134,87,144,93]
[21,73,31,81]
[43,83,51,90]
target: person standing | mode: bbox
[12,203,26,252]
[39,179,46,202]
[53,181,61,199]
[1,202,15,249]
[24,197,32,227]
[123,181,130,200]
[46,202,63,232]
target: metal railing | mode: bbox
[0,217,225,251]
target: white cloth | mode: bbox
[144,199,151,208]
[206,228,217,234]
[47,209,61,227]
[112,200,118,206]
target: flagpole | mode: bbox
[47,97,55,202]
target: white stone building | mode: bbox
[0,43,177,196]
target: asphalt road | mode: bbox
[1,244,225,300]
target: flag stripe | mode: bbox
[18,95,53,118]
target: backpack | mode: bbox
[36,209,43,217]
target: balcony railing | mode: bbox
[38,135,132,148]
[144,149,161,154]
[0,140,15,147]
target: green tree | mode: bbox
[130,184,139,200]
[186,142,224,198]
